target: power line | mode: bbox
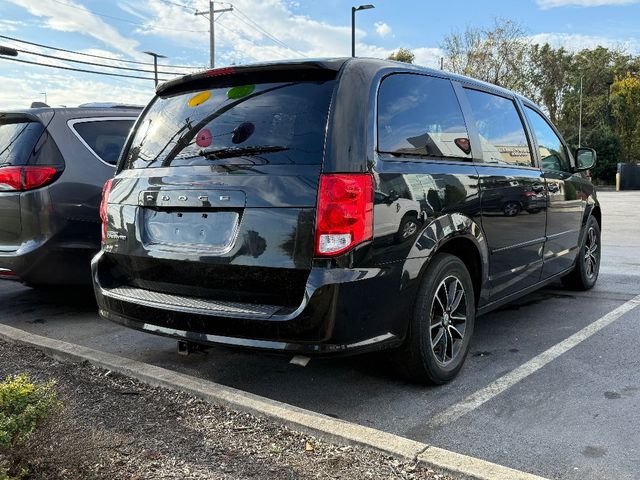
[0,35,199,69]
[231,7,307,57]
[0,56,167,81]
[48,0,209,33]
[154,0,308,59]
[157,0,197,11]
[13,47,189,76]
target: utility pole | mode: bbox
[195,1,233,68]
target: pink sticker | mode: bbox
[196,128,212,148]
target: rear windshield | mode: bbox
[123,80,335,169]
[72,119,135,165]
[0,119,45,166]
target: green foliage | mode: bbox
[527,43,572,124]
[387,48,415,64]
[0,374,61,479]
[611,74,640,163]
[0,374,60,450]
[587,128,623,183]
[440,18,640,180]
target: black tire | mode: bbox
[562,215,601,291]
[395,215,420,242]
[393,253,475,384]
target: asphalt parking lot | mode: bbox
[1,190,639,480]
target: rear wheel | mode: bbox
[393,253,475,384]
[562,215,601,290]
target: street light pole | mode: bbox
[351,4,375,57]
[144,51,167,87]
[578,75,583,148]
[195,1,233,68]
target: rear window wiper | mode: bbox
[198,145,289,160]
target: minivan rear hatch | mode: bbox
[104,62,342,308]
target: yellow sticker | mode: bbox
[188,91,211,108]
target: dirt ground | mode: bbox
[0,340,453,480]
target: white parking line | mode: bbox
[428,293,640,429]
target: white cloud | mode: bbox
[0,19,27,32]
[6,0,144,60]
[413,47,445,69]
[529,32,640,52]
[0,64,153,109]
[374,21,392,37]
[537,0,640,8]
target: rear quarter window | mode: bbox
[70,119,135,165]
[377,74,471,160]
[0,119,45,166]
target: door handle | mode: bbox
[547,183,559,193]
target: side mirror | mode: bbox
[575,148,596,171]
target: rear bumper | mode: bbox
[0,239,97,285]
[92,251,412,355]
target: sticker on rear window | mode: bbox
[227,85,255,99]
[188,91,211,108]
[195,128,212,148]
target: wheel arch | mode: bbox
[403,213,490,308]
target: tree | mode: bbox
[582,126,622,183]
[440,18,530,92]
[610,73,640,163]
[527,43,572,124]
[387,48,415,64]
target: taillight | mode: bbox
[100,178,113,243]
[315,174,373,256]
[0,166,58,191]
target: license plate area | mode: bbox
[142,209,240,254]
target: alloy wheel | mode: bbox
[402,220,418,239]
[584,226,599,278]
[429,275,467,365]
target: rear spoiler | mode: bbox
[156,59,348,97]
[0,110,55,127]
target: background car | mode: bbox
[0,102,141,286]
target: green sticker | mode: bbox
[227,84,255,99]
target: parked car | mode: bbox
[0,103,141,286]
[92,59,600,383]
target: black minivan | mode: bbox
[92,58,601,383]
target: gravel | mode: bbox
[0,340,454,480]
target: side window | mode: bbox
[524,106,571,173]
[71,119,134,165]
[377,74,471,160]
[464,89,533,167]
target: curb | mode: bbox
[0,323,547,480]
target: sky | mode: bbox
[1,0,640,109]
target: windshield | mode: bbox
[0,119,45,166]
[123,80,335,169]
